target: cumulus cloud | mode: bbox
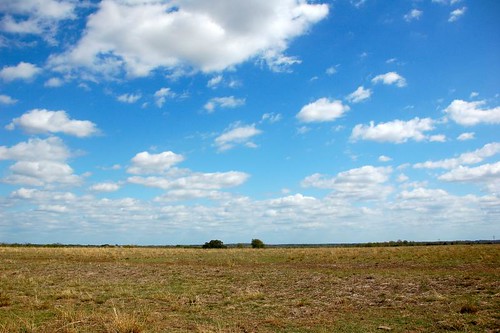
[444,100,500,126]
[351,117,435,143]
[0,94,17,105]
[44,77,64,87]
[48,0,329,78]
[302,165,393,200]
[204,96,246,113]
[404,9,423,22]
[371,72,407,87]
[207,75,223,88]
[296,98,349,123]
[6,109,99,137]
[429,134,446,142]
[378,155,392,162]
[439,162,500,182]
[127,151,185,175]
[0,62,41,82]
[0,137,82,187]
[214,123,262,151]
[414,142,500,169]
[346,86,372,103]
[448,7,466,22]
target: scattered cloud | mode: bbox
[44,77,64,87]
[261,113,282,124]
[204,96,246,113]
[351,117,435,143]
[0,94,17,105]
[325,66,337,75]
[117,93,141,104]
[449,7,466,22]
[48,0,329,78]
[378,155,392,162]
[207,75,223,88]
[127,151,185,175]
[457,132,475,141]
[89,182,121,192]
[444,100,500,126]
[302,165,393,201]
[296,98,349,123]
[371,72,407,87]
[404,9,423,22]
[0,0,76,43]
[215,123,262,152]
[6,109,99,137]
[154,87,176,108]
[346,86,372,103]
[429,134,446,142]
[0,62,41,82]
[414,142,500,169]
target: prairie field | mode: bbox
[0,245,498,332]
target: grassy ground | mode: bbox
[0,245,498,332]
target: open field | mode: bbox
[0,245,498,332]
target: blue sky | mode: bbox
[0,0,499,245]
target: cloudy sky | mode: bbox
[0,0,499,245]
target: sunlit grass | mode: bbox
[0,245,498,332]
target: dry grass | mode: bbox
[0,245,498,332]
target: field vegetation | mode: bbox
[0,244,498,332]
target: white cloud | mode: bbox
[89,182,121,192]
[129,171,249,191]
[207,75,223,88]
[449,7,466,22]
[0,137,82,187]
[346,86,372,103]
[0,136,70,162]
[117,93,141,103]
[444,100,500,126]
[6,109,98,137]
[371,72,407,87]
[457,132,475,141]
[296,98,349,123]
[325,66,337,75]
[204,96,246,113]
[127,151,185,175]
[302,165,393,200]
[470,92,479,98]
[44,77,64,87]
[261,113,282,124]
[378,155,392,162]
[0,0,76,43]
[351,117,435,143]
[439,162,500,191]
[429,134,446,142]
[0,62,41,82]
[154,87,176,108]
[215,123,262,152]
[0,94,17,105]
[404,9,423,22]
[414,142,500,169]
[49,0,329,78]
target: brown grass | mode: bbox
[0,245,498,332]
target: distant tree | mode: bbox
[251,239,265,248]
[202,239,227,249]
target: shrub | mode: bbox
[251,239,265,248]
[202,240,227,249]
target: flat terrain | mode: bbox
[0,245,498,332]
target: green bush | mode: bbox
[251,239,265,248]
[202,240,227,249]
